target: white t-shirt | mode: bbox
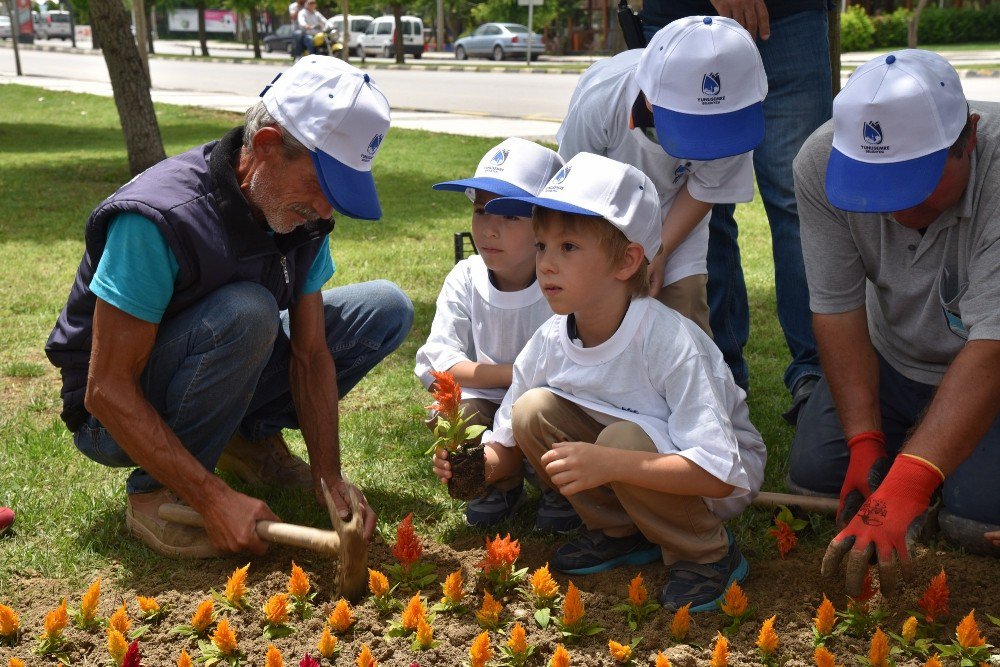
[414,255,554,403]
[488,297,766,520]
[298,8,326,30]
[557,50,754,286]
[288,2,300,19]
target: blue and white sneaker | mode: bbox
[535,488,583,534]
[658,529,749,612]
[465,481,525,528]
[551,529,660,575]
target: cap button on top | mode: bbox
[363,73,370,83]
[703,16,712,24]
[885,54,896,65]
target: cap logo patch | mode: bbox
[554,165,571,184]
[863,121,883,145]
[491,149,509,166]
[672,162,692,184]
[367,133,384,155]
[701,72,721,96]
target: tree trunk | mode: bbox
[829,7,841,97]
[131,0,150,81]
[340,0,350,62]
[249,4,262,58]
[196,0,208,56]
[392,3,403,63]
[147,3,156,54]
[907,0,931,48]
[88,0,166,175]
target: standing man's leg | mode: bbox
[706,203,749,390]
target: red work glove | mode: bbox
[838,430,889,527]
[822,453,944,596]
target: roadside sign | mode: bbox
[516,0,543,5]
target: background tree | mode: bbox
[195,0,208,55]
[907,0,931,47]
[391,2,403,62]
[226,0,263,57]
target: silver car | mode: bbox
[454,22,544,61]
[0,15,11,40]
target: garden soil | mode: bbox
[3,536,999,666]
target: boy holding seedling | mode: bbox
[481,152,766,612]
[417,138,579,532]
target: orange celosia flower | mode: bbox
[609,640,632,663]
[476,591,502,628]
[9,659,26,667]
[415,616,434,649]
[368,569,390,597]
[869,628,890,667]
[356,643,377,667]
[902,616,919,643]
[757,615,779,655]
[266,644,284,667]
[711,633,729,667]
[43,599,69,639]
[628,573,647,607]
[561,582,584,627]
[656,651,671,667]
[107,627,128,666]
[956,610,985,649]
[855,572,876,605]
[480,533,521,574]
[328,598,355,633]
[80,578,101,625]
[923,655,942,667]
[531,564,559,602]
[225,563,250,606]
[288,562,311,599]
[470,630,492,667]
[191,599,214,633]
[768,519,798,558]
[211,617,238,655]
[720,582,748,617]
[671,602,692,641]
[917,569,949,624]
[428,370,462,418]
[177,648,193,667]
[137,596,159,616]
[442,569,464,605]
[392,513,422,567]
[507,622,528,655]
[264,593,289,625]
[814,596,836,636]
[814,646,836,667]
[109,601,131,635]
[0,603,20,637]
[317,626,338,659]
[401,593,426,632]
[550,644,571,667]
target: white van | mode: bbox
[325,14,373,57]
[359,15,423,59]
[37,10,72,40]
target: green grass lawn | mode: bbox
[0,83,820,600]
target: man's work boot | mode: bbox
[126,488,223,559]
[216,432,313,489]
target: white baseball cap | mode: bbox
[636,16,767,160]
[432,137,564,206]
[261,56,391,221]
[486,153,662,262]
[825,50,968,213]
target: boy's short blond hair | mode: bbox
[533,208,650,299]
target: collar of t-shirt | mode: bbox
[560,297,649,364]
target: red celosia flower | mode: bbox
[392,513,422,568]
[122,640,142,667]
[917,569,949,623]
[479,534,520,575]
[299,653,321,667]
[428,371,462,419]
[768,519,798,558]
[855,572,876,604]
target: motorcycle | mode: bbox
[311,26,344,58]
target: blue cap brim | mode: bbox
[432,177,534,199]
[651,102,764,160]
[485,195,603,219]
[825,147,947,213]
[311,150,382,221]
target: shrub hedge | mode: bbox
[842,4,1000,49]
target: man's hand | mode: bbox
[839,430,890,527]
[710,0,770,40]
[200,489,281,556]
[322,476,377,541]
[822,454,944,596]
[541,441,610,496]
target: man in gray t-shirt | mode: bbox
[789,50,1000,596]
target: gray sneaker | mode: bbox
[535,488,583,534]
[465,482,525,527]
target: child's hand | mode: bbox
[986,530,1000,549]
[432,447,452,484]
[647,253,667,297]
[541,441,610,496]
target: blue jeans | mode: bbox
[705,11,831,392]
[75,280,414,494]
[788,353,1000,526]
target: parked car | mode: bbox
[264,23,297,53]
[359,15,423,59]
[37,10,72,40]
[454,22,544,61]
[0,15,11,40]
[325,14,372,57]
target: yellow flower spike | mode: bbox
[107,627,128,666]
[80,578,101,625]
[814,646,836,667]
[470,630,492,667]
[356,643,377,667]
[368,569,390,598]
[814,596,836,636]
[9,659,26,667]
[671,602,692,641]
[561,582,584,627]
[43,598,69,639]
[108,601,131,635]
[656,651,671,667]
[720,582,748,617]
[224,563,250,606]
[191,598,214,633]
[902,616,919,644]
[317,626,338,659]
[442,569,464,604]
[475,591,502,628]
[757,615,779,655]
[507,622,528,655]
[923,655,943,667]
[711,633,729,667]
[400,593,426,632]
[627,573,647,607]
[137,596,160,616]
[264,593,290,625]
[328,598,355,633]
[211,617,238,655]
[288,562,311,599]
[177,648,194,667]
[531,563,559,602]
[415,616,434,649]
[869,628,890,667]
[0,603,20,637]
[265,644,284,667]
[609,640,632,663]
[956,610,985,649]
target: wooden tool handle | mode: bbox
[158,503,341,554]
[753,491,839,515]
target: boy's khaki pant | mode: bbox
[512,388,729,566]
[656,273,712,338]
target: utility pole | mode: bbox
[5,0,23,75]
[340,0,349,61]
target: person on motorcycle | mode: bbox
[297,0,326,55]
